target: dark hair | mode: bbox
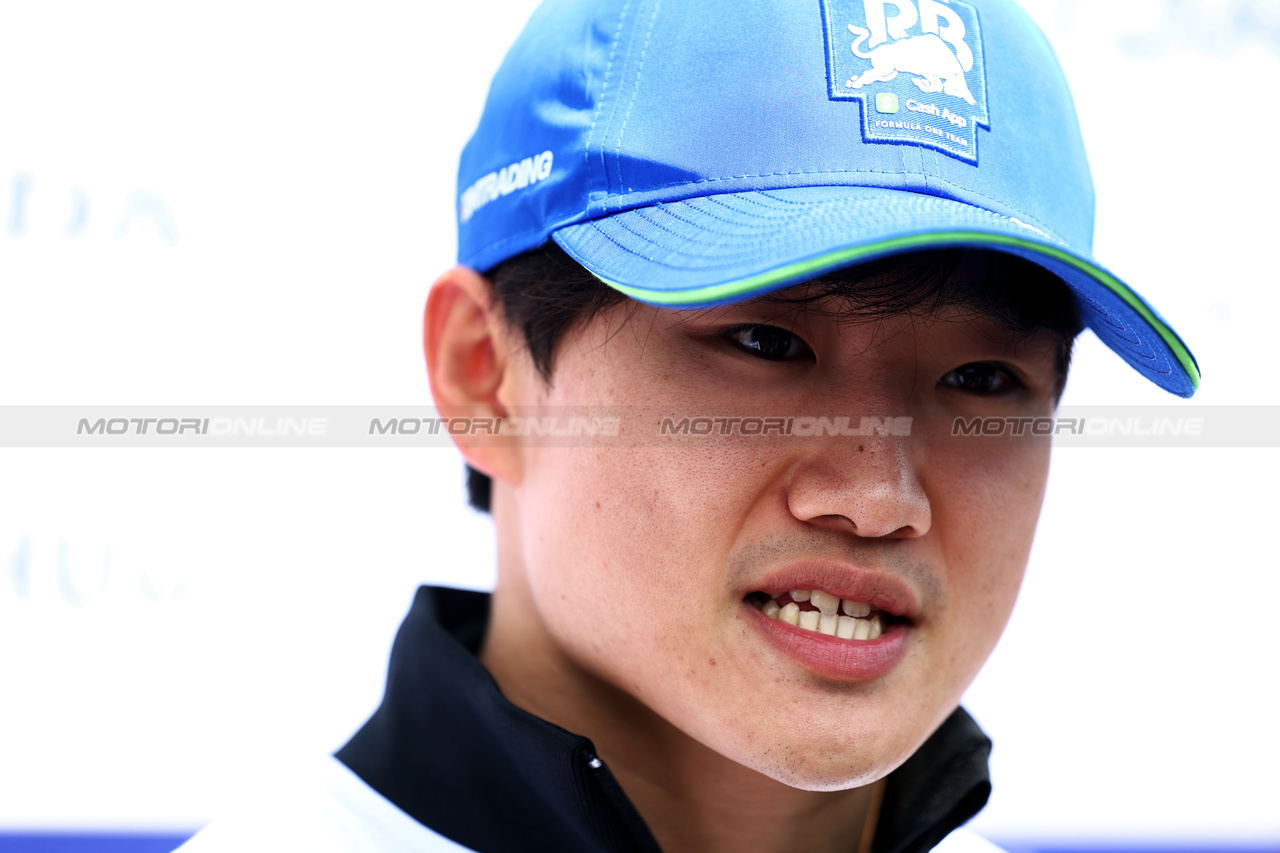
[465,242,1083,512]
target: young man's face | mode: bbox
[483,278,1063,790]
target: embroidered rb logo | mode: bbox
[822,0,990,163]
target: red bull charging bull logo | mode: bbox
[821,0,989,162]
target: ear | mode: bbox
[423,265,525,487]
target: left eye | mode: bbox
[940,362,1023,395]
[723,324,813,361]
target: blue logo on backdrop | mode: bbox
[821,0,990,163]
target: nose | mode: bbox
[786,438,931,539]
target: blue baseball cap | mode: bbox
[457,0,1199,396]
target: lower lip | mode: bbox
[746,603,910,681]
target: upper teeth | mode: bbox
[811,590,839,614]
[842,599,871,617]
[758,591,883,640]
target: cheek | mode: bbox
[931,438,1051,679]
[513,444,764,669]
[520,431,780,573]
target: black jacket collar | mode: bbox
[337,586,992,853]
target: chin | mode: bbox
[724,727,923,793]
[747,751,905,793]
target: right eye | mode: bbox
[722,324,814,362]
[939,362,1025,396]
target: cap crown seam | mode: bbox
[596,1,647,197]
[585,0,634,200]
[613,1,662,193]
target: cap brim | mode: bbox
[552,186,1199,397]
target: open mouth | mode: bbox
[746,589,902,641]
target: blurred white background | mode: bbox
[0,0,1276,844]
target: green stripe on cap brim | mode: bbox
[596,231,1200,392]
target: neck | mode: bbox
[602,735,882,853]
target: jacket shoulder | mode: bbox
[176,756,478,853]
